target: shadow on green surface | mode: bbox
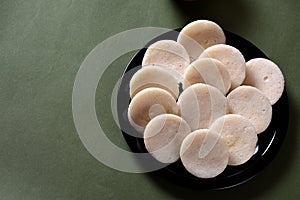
[147,87,297,199]
[170,0,251,32]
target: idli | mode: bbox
[130,66,179,99]
[183,58,231,94]
[227,86,272,134]
[178,83,228,130]
[144,114,191,163]
[142,40,190,81]
[177,20,226,61]
[200,44,246,89]
[128,88,178,132]
[210,114,258,166]
[180,129,229,178]
[244,58,284,105]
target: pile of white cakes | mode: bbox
[127,20,285,178]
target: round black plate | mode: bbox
[117,29,289,190]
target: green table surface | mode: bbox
[1,0,300,199]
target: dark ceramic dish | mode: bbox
[117,28,289,190]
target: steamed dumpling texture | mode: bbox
[177,20,226,61]
[244,58,284,105]
[227,86,272,134]
[210,114,258,166]
[200,44,246,89]
[130,66,179,99]
[142,40,190,81]
[180,129,229,178]
[144,114,191,163]
[183,58,231,94]
[178,83,228,130]
[128,88,178,132]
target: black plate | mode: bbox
[117,29,289,190]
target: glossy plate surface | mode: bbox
[117,29,289,190]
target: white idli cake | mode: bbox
[199,44,246,89]
[180,129,229,178]
[144,114,191,163]
[178,83,228,130]
[183,58,231,94]
[142,40,190,81]
[128,88,178,132]
[244,58,284,105]
[129,66,179,99]
[177,20,226,61]
[227,86,272,134]
[210,114,258,166]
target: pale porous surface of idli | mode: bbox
[180,129,229,178]
[129,66,179,99]
[244,58,284,105]
[210,114,258,166]
[199,44,246,89]
[144,114,191,163]
[177,20,226,61]
[178,83,228,130]
[227,86,272,134]
[128,88,179,132]
[183,58,231,94]
[142,40,190,81]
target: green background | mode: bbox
[1,0,299,199]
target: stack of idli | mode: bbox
[127,20,285,178]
